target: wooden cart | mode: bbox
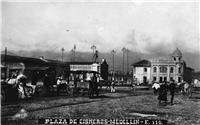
[72,70,100,98]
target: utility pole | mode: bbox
[122,47,126,75]
[111,50,116,73]
[73,45,76,71]
[71,49,74,62]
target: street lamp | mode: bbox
[61,47,65,62]
[122,47,126,75]
[91,45,96,62]
[111,50,116,73]
[126,49,130,75]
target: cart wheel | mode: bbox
[188,87,193,98]
[35,85,46,97]
[1,90,6,103]
[73,88,79,97]
[25,86,34,96]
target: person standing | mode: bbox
[158,81,168,105]
[169,80,176,105]
[17,69,28,98]
[152,82,160,95]
[111,80,115,92]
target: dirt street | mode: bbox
[1,88,200,125]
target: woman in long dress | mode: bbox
[158,81,168,105]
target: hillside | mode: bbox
[1,50,199,72]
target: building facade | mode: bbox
[132,48,193,84]
[132,60,151,84]
[68,59,109,80]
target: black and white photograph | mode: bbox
[1,0,200,125]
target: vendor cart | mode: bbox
[72,70,100,98]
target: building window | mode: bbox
[170,67,174,73]
[144,68,147,73]
[159,66,167,73]
[153,77,157,81]
[153,67,157,73]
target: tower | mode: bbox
[172,47,182,62]
[172,48,183,82]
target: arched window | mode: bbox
[170,67,174,73]
[153,67,157,73]
[159,66,167,73]
[164,67,167,73]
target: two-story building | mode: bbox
[132,48,194,84]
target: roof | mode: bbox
[1,54,67,67]
[172,48,182,57]
[150,57,176,65]
[132,60,151,67]
[67,62,98,65]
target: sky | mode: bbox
[2,0,199,55]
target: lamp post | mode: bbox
[122,47,126,75]
[91,45,96,62]
[111,50,116,73]
[73,45,76,62]
[61,47,65,62]
[126,49,130,75]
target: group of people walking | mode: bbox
[152,80,176,105]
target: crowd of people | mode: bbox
[6,69,29,98]
[152,80,190,105]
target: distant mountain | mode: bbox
[2,50,200,72]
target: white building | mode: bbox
[132,48,193,84]
[132,60,151,84]
[69,62,101,73]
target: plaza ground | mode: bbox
[1,87,200,125]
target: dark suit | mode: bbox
[169,83,176,104]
